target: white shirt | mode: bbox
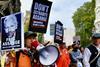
[83,48,91,67]
[83,45,100,67]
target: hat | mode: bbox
[92,33,100,39]
[24,31,37,38]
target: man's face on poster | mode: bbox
[4,15,18,38]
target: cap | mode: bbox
[92,33,100,39]
[24,31,37,39]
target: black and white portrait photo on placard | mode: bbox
[1,12,22,50]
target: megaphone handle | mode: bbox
[43,41,50,46]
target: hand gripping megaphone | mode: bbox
[31,41,59,65]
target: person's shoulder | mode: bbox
[87,44,95,49]
[84,45,94,54]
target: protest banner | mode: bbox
[29,0,52,33]
[1,12,22,50]
[54,21,64,44]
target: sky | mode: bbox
[20,0,91,35]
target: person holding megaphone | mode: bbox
[15,31,59,67]
[16,31,36,67]
[17,31,46,67]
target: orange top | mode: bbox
[56,48,70,67]
[18,53,31,67]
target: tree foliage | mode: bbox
[72,1,95,47]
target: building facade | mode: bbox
[94,0,100,33]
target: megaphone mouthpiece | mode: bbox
[31,40,39,48]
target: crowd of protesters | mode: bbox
[0,31,100,67]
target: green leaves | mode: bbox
[72,1,95,47]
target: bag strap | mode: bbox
[16,51,21,67]
[90,51,100,64]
